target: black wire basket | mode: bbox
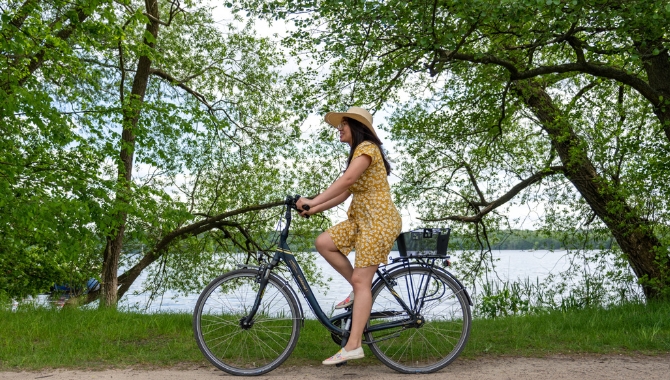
[396,228,451,257]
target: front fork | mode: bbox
[239,261,274,328]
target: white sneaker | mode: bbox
[322,347,364,365]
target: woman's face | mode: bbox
[337,120,352,145]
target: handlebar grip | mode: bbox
[293,195,310,218]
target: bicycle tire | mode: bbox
[193,268,301,376]
[365,266,471,373]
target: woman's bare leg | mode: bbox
[315,232,354,284]
[315,232,377,351]
[344,264,377,351]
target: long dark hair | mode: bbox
[345,117,392,176]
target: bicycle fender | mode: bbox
[236,264,261,270]
[431,267,473,306]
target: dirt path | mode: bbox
[2,355,669,380]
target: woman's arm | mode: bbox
[297,154,371,213]
[301,190,350,216]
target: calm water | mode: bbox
[118,249,582,315]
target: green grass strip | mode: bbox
[0,301,668,370]
[464,301,670,356]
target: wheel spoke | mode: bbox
[193,270,301,376]
[366,266,471,373]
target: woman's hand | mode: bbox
[296,197,315,218]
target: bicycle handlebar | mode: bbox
[286,194,310,218]
[279,195,308,240]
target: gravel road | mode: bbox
[2,354,669,380]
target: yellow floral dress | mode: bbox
[327,141,402,268]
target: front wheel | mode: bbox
[365,266,471,373]
[193,269,301,376]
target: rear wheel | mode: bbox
[365,266,471,373]
[193,269,301,376]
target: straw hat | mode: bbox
[324,106,379,140]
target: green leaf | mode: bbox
[143,30,156,44]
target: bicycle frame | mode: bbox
[240,196,446,341]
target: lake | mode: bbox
[118,249,602,315]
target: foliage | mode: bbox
[446,229,615,251]
[0,0,340,303]
[1,0,111,299]
[4,0,670,307]
[234,0,670,300]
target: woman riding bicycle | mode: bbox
[297,106,402,365]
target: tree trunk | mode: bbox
[100,0,160,307]
[515,80,669,300]
[640,46,670,143]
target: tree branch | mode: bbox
[568,80,599,111]
[115,220,256,299]
[149,68,212,108]
[7,0,37,30]
[423,166,564,222]
[463,162,487,205]
[142,0,183,26]
[115,199,286,297]
[566,35,586,63]
[516,62,659,106]
[433,49,663,109]
[2,2,90,92]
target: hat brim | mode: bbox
[324,112,378,139]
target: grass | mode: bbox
[463,301,670,356]
[0,301,669,370]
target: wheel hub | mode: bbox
[239,317,254,330]
[414,314,425,328]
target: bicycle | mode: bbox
[192,195,472,376]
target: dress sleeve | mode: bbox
[352,141,379,166]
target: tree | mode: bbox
[237,0,670,300]
[1,0,113,300]
[1,0,328,305]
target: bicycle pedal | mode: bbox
[335,361,348,367]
